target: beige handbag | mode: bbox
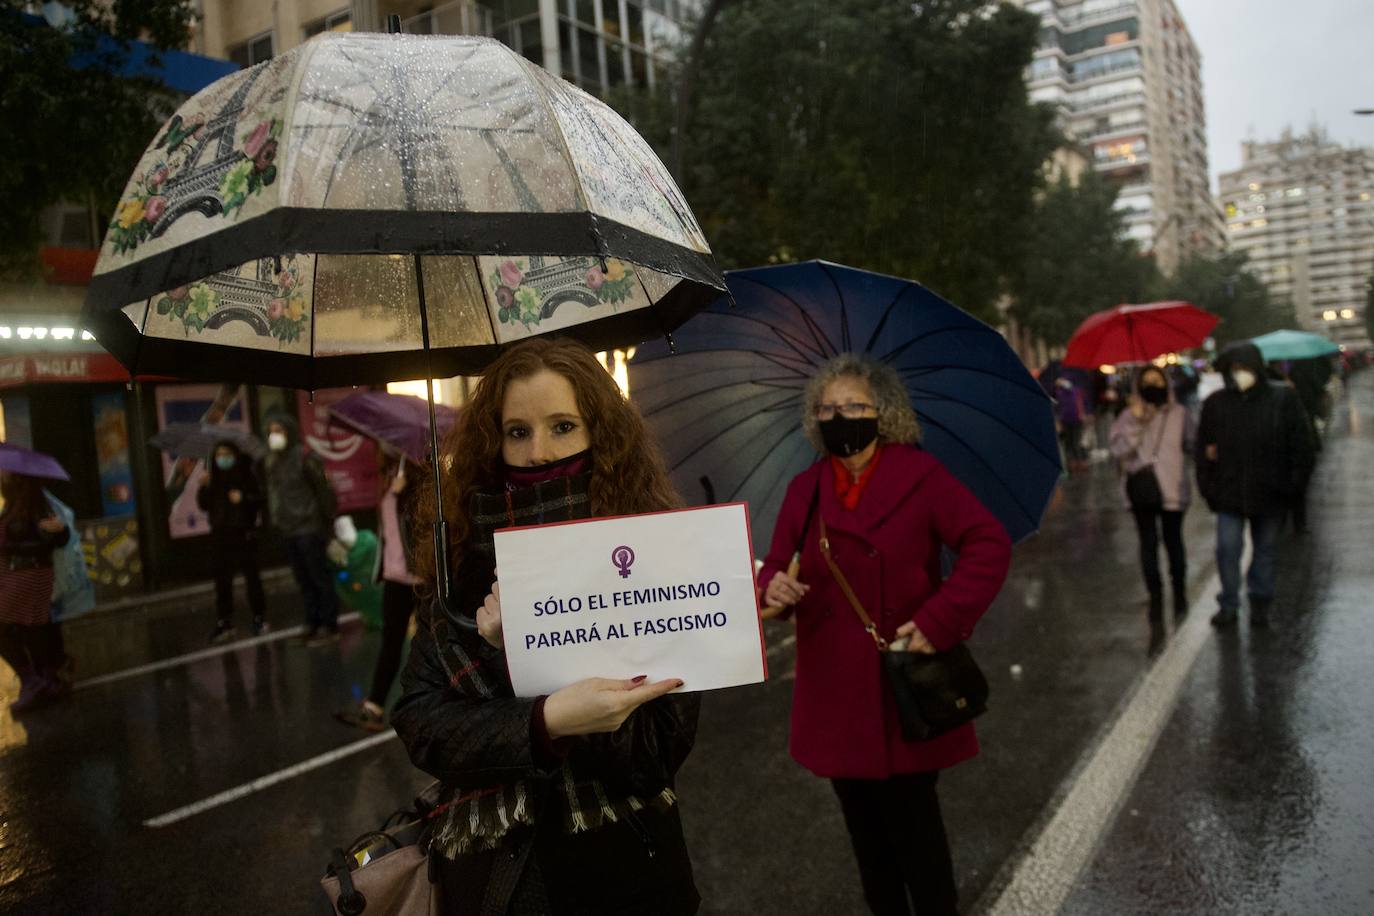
[319,784,441,916]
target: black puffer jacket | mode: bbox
[1196,342,1315,516]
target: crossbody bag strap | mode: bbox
[818,517,887,651]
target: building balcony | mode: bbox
[1095,151,1151,173]
[1071,90,1146,114]
[397,0,494,37]
[1059,1,1139,28]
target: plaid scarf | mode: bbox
[427,473,676,859]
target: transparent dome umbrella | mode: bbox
[627,261,1061,563]
[82,28,725,624]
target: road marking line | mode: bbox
[983,570,1222,916]
[75,612,361,691]
[143,729,398,828]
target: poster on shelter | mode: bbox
[296,389,379,513]
[92,391,135,517]
[155,384,249,539]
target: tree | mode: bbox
[1006,171,1162,344]
[1162,251,1293,346]
[0,1,191,276]
[618,0,1060,323]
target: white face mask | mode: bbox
[267,431,288,452]
[1231,368,1257,392]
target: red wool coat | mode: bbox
[758,444,1012,780]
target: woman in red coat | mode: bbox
[759,354,1011,916]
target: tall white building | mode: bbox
[1218,131,1374,349]
[1016,0,1223,274]
[192,1,697,98]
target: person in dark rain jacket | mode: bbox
[393,339,700,916]
[1195,341,1315,627]
[197,440,267,642]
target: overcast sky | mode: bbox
[1174,0,1374,190]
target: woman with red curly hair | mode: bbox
[393,338,700,915]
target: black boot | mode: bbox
[1211,606,1239,627]
[1250,598,1271,628]
[1148,591,1163,623]
[1172,581,1189,619]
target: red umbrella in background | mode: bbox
[1063,301,1218,368]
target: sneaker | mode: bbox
[251,617,270,637]
[1250,600,1272,628]
[334,704,387,733]
[210,621,238,645]
[306,627,341,648]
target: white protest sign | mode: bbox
[494,503,767,697]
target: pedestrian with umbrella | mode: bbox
[79,27,726,910]
[0,445,73,715]
[197,439,268,643]
[1109,365,1197,623]
[392,338,701,914]
[759,353,1011,916]
[334,450,424,733]
[631,262,1050,916]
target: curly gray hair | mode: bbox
[802,353,921,452]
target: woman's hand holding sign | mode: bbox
[477,580,504,649]
[477,576,685,738]
[544,676,686,738]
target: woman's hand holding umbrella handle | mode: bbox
[762,560,809,618]
[543,676,686,738]
[476,581,503,649]
[37,516,65,534]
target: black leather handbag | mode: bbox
[1125,416,1167,511]
[818,518,988,742]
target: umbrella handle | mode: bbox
[759,554,801,620]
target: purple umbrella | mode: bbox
[326,391,460,465]
[0,443,70,481]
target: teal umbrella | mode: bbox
[1251,330,1340,361]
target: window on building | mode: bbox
[304,9,352,38]
[229,31,274,68]
[627,1,645,46]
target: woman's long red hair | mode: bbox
[411,338,679,587]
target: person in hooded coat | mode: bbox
[263,413,339,644]
[197,440,268,642]
[1110,365,1197,621]
[1195,341,1315,627]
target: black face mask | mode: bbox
[819,416,879,457]
[1140,386,1168,406]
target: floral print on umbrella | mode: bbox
[489,257,638,331]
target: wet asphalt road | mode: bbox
[2,377,1370,915]
[1061,380,1374,916]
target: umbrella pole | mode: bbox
[414,255,469,631]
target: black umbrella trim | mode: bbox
[86,271,722,389]
[84,208,723,318]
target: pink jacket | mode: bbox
[758,445,1012,779]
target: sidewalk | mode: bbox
[1060,371,1374,914]
[62,566,308,681]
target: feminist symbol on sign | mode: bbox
[611,545,636,579]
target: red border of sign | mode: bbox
[493,501,769,682]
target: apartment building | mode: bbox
[191,0,697,98]
[1218,130,1374,349]
[1016,0,1224,274]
